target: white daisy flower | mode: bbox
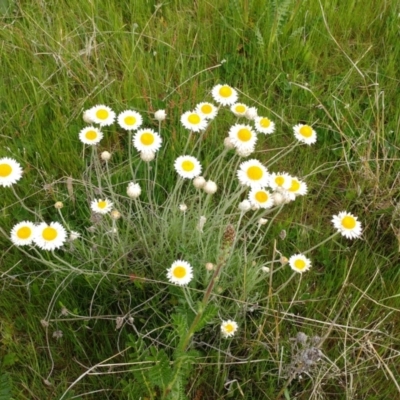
[127,182,141,199]
[180,111,208,132]
[289,254,312,273]
[34,222,67,251]
[211,84,238,106]
[228,124,257,152]
[195,102,218,120]
[293,124,317,145]
[174,155,202,179]
[0,157,23,187]
[90,199,113,215]
[254,116,275,134]
[221,320,238,338]
[154,109,167,121]
[166,260,193,286]
[332,211,362,239]
[10,221,36,246]
[78,126,103,145]
[117,110,143,131]
[287,177,308,200]
[230,103,248,117]
[268,172,292,191]
[133,128,162,153]
[88,105,116,126]
[237,159,269,188]
[248,188,274,209]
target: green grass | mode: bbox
[1,0,400,399]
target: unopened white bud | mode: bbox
[127,182,141,199]
[238,199,251,212]
[54,201,63,209]
[245,107,258,120]
[280,256,288,265]
[193,176,206,189]
[258,218,268,225]
[101,151,111,161]
[197,216,207,232]
[179,203,187,212]
[154,109,166,121]
[140,151,155,162]
[69,231,80,241]
[271,191,285,206]
[236,147,254,157]
[224,137,235,150]
[83,109,94,124]
[111,210,121,220]
[203,180,217,194]
[205,262,214,271]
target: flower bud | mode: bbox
[203,180,217,194]
[54,201,63,209]
[111,210,121,220]
[193,176,206,189]
[140,151,155,162]
[101,151,111,161]
[154,109,166,121]
[127,182,141,199]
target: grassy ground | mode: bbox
[1,0,400,399]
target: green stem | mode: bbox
[302,231,340,255]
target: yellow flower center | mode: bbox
[247,166,263,181]
[124,116,136,126]
[299,125,313,137]
[96,109,109,120]
[173,266,187,279]
[237,128,252,142]
[17,226,32,239]
[294,259,306,270]
[140,133,155,146]
[225,323,234,333]
[42,227,58,241]
[85,130,98,140]
[201,104,212,114]
[341,216,356,229]
[235,105,246,113]
[219,85,232,98]
[188,114,201,125]
[260,118,271,128]
[98,200,107,209]
[182,160,194,172]
[0,163,12,177]
[275,176,285,186]
[255,191,268,203]
[289,179,300,192]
